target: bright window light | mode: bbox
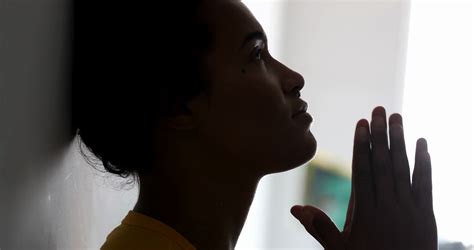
[402,0,473,246]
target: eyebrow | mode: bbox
[240,31,268,50]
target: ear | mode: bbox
[165,93,209,131]
[166,115,196,130]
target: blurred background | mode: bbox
[0,0,472,249]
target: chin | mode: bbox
[263,132,318,175]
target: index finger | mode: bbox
[352,119,375,218]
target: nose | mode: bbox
[279,62,305,97]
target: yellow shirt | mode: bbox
[101,210,196,250]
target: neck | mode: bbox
[133,166,261,250]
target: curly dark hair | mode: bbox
[71,0,213,185]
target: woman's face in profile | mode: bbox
[188,0,317,175]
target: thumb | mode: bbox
[291,205,344,250]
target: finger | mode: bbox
[291,205,325,245]
[370,106,396,205]
[352,119,375,217]
[343,188,354,235]
[388,113,412,206]
[293,206,344,250]
[412,138,433,210]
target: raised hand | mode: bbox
[291,106,437,250]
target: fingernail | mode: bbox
[357,126,368,141]
[374,116,385,128]
[302,207,313,222]
[391,123,403,137]
[417,138,428,152]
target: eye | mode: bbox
[252,46,263,61]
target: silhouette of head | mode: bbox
[72,0,316,185]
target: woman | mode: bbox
[71,0,437,249]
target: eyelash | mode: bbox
[252,45,266,62]
[253,47,262,60]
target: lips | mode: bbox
[292,101,308,117]
[293,110,307,117]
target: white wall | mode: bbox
[402,1,473,245]
[0,1,138,249]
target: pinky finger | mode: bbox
[412,138,433,210]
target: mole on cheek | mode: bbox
[241,68,246,74]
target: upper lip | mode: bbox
[292,101,308,117]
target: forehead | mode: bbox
[202,0,264,53]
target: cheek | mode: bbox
[203,77,281,145]
[204,69,316,172]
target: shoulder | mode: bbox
[100,223,184,250]
[100,211,196,250]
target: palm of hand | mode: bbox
[291,107,437,250]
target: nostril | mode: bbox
[290,87,301,98]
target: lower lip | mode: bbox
[292,112,313,123]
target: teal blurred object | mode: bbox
[305,154,351,230]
